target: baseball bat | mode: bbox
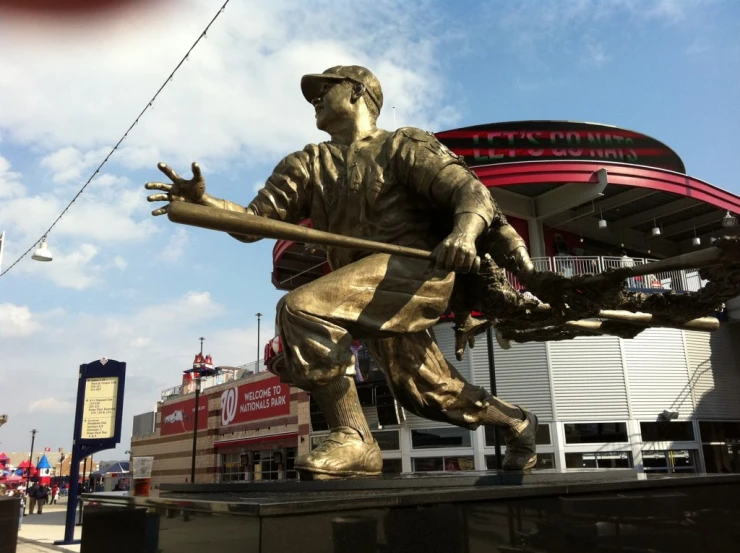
[167,201,481,271]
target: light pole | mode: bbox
[190,373,202,484]
[256,313,263,370]
[486,328,503,470]
[186,337,217,484]
[26,429,37,488]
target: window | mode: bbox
[699,421,740,474]
[312,431,398,451]
[253,450,278,481]
[372,430,400,451]
[412,427,472,449]
[699,421,740,443]
[220,452,245,483]
[484,423,551,447]
[564,423,628,444]
[640,421,695,442]
[642,450,696,476]
[702,444,740,473]
[413,456,474,472]
[222,448,298,482]
[565,452,632,469]
[284,447,298,480]
[311,435,328,450]
[486,453,555,470]
[382,458,402,474]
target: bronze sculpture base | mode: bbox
[81,473,740,553]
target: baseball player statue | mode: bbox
[146,66,539,478]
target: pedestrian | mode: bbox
[33,482,48,513]
[52,484,59,504]
[26,482,39,515]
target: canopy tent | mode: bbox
[5,473,23,483]
[90,461,129,477]
[0,452,9,465]
[17,459,35,469]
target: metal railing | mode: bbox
[522,256,705,293]
[160,360,267,401]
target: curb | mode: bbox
[17,537,74,552]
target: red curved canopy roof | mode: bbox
[271,124,740,291]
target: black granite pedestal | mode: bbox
[81,470,740,553]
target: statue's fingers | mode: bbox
[191,162,202,181]
[458,250,474,274]
[147,193,170,202]
[151,205,169,216]
[145,182,172,192]
[445,245,458,271]
[157,162,180,182]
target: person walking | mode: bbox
[26,482,38,515]
[29,482,47,513]
[52,484,59,504]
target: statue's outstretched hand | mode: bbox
[145,162,206,216]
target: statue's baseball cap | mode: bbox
[301,65,383,113]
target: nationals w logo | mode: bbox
[221,387,238,426]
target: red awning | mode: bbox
[214,432,298,449]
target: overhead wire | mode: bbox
[0,0,231,278]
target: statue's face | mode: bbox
[312,80,354,132]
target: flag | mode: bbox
[44,447,51,452]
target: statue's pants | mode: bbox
[275,253,493,430]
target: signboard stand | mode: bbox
[55,358,126,546]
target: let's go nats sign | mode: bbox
[220,376,290,427]
[435,120,686,174]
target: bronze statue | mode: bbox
[146,65,541,477]
[146,65,740,479]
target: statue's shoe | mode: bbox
[502,410,538,471]
[296,426,382,479]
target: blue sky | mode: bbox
[0,0,738,459]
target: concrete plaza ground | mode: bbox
[17,498,81,553]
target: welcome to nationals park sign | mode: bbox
[219,376,290,427]
[159,377,290,435]
[435,120,686,174]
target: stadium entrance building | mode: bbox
[267,121,740,478]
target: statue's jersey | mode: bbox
[247,127,496,270]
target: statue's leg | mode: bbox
[275,253,453,478]
[366,332,538,471]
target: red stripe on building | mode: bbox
[214,432,299,449]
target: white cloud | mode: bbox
[0,303,41,337]
[161,227,189,262]
[0,154,25,199]
[131,336,152,348]
[0,153,158,289]
[27,397,74,414]
[18,243,101,290]
[40,146,110,183]
[0,291,272,456]
[0,0,458,171]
